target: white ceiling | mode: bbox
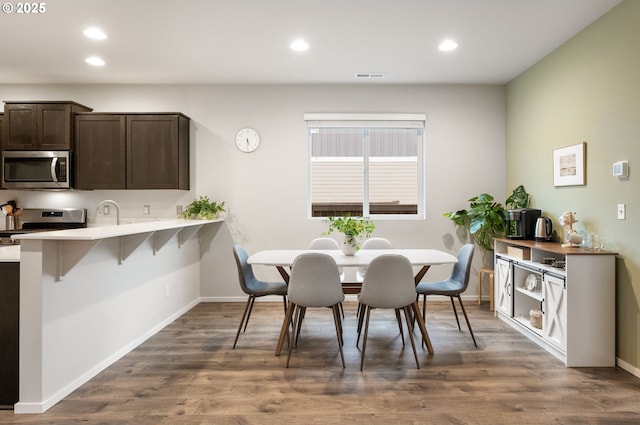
[0,0,622,85]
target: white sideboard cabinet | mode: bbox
[493,238,616,367]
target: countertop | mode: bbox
[13,219,222,242]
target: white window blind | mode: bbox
[306,113,425,219]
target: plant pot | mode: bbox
[341,234,357,256]
[481,249,495,269]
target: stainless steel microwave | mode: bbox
[2,151,71,189]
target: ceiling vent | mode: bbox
[355,72,385,79]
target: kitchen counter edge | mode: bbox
[13,219,223,241]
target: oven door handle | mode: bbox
[50,157,59,183]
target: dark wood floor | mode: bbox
[2,300,640,425]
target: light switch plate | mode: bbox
[143,205,150,215]
[617,204,626,220]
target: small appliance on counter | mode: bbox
[534,216,554,241]
[506,208,541,240]
[0,208,87,245]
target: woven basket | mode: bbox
[530,310,542,329]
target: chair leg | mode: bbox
[233,295,254,349]
[356,304,366,347]
[403,306,420,369]
[456,295,478,348]
[332,304,346,368]
[243,296,257,332]
[286,305,302,368]
[395,308,405,346]
[360,306,372,371]
[294,306,306,347]
[450,296,462,330]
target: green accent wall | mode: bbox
[507,0,640,370]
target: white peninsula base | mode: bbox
[15,219,222,413]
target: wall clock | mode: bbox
[235,128,260,153]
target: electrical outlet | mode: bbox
[164,285,169,298]
[143,205,150,215]
[103,205,110,215]
[617,203,626,220]
[176,205,183,215]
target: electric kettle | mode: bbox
[534,217,553,241]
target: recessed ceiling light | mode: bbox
[85,56,105,66]
[289,39,309,52]
[438,39,458,52]
[83,27,107,40]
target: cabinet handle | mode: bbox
[541,298,545,315]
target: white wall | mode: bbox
[0,84,506,299]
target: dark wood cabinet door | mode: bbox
[39,103,73,150]
[2,102,92,150]
[127,114,189,190]
[0,113,4,149]
[0,263,20,407]
[2,103,38,150]
[75,114,126,189]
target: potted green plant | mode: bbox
[180,196,225,220]
[505,185,531,209]
[322,215,375,255]
[444,193,506,264]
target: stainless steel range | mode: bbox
[0,208,87,245]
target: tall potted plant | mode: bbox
[505,185,531,209]
[323,215,375,255]
[444,193,506,265]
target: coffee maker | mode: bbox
[506,208,541,240]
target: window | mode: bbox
[306,114,425,218]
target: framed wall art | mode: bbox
[553,142,586,187]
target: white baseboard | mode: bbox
[14,299,200,414]
[616,357,640,378]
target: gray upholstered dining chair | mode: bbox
[415,244,477,347]
[308,237,345,317]
[357,254,421,370]
[358,237,393,278]
[361,237,393,250]
[308,237,340,250]
[285,252,345,368]
[356,237,394,317]
[232,244,288,349]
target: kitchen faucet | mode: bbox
[96,199,121,225]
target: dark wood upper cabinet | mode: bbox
[0,113,4,148]
[74,114,127,190]
[74,113,189,190]
[127,114,190,190]
[2,101,92,150]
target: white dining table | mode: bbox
[248,248,458,285]
[247,248,458,355]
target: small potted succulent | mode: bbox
[180,196,225,220]
[323,215,375,255]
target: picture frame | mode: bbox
[553,142,586,187]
